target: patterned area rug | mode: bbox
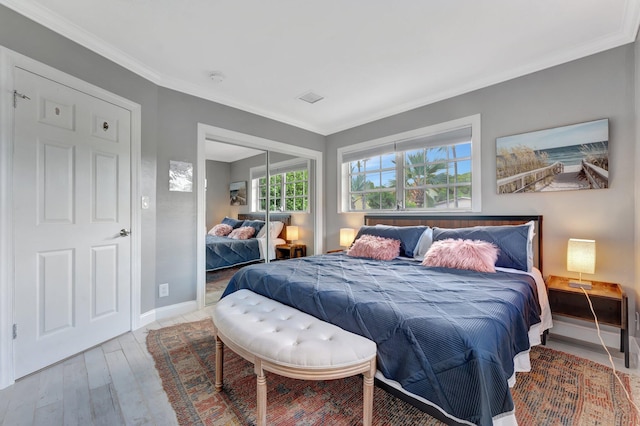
[147,319,640,425]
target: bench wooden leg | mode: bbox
[363,358,376,426]
[215,336,224,392]
[255,359,267,426]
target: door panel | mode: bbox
[40,141,74,223]
[93,151,119,222]
[39,96,75,130]
[91,244,118,318]
[13,67,131,378]
[38,249,74,334]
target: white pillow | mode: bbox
[525,220,535,273]
[256,221,285,240]
[413,228,433,261]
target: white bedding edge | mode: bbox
[496,266,553,333]
[374,267,552,426]
[256,237,286,261]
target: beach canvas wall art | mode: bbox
[496,119,608,193]
[230,181,247,205]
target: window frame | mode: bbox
[251,158,310,213]
[337,114,481,213]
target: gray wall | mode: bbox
[0,5,325,313]
[206,160,232,230]
[230,153,267,217]
[326,45,637,325]
[635,31,640,339]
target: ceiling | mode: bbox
[3,0,640,136]
[206,140,263,163]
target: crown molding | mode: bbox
[3,0,640,137]
[0,0,326,134]
[156,73,327,135]
[325,1,640,135]
[1,0,162,83]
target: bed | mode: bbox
[206,213,290,271]
[221,215,552,426]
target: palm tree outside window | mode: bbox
[342,121,476,212]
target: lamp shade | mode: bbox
[567,238,596,274]
[286,225,299,242]
[340,228,356,247]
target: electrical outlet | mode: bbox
[159,283,169,298]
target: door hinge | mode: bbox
[13,90,31,108]
[12,323,17,339]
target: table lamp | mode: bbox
[286,225,299,244]
[340,228,355,250]
[567,238,595,290]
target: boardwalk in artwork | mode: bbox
[537,165,590,191]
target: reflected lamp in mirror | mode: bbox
[567,238,596,290]
[340,228,355,250]
[286,225,299,244]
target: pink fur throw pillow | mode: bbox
[347,235,401,261]
[421,238,498,273]
[208,223,233,237]
[228,226,255,240]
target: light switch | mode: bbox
[141,195,150,209]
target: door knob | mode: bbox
[120,229,131,237]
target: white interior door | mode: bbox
[13,67,132,378]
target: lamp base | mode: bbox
[568,280,592,290]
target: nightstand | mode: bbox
[546,275,629,368]
[275,243,306,260]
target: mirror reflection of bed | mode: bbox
[205,213,291,304]
[205,140,315,305]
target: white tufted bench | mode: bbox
[213,289,377,426]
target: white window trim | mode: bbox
[250,158,311,213]
[337,114,481,214]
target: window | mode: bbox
[348,152,397,210]
[338,115,481,213]
[251,159,310,212]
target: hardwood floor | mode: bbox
[0,306,216,426]
[0,303,636,426]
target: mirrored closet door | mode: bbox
[204,142,316,305]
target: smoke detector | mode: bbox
[298,91,324,104]
[209,71,226,83]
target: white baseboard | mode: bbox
[136,300,198,330]
[550,318,637,368]
[549,319,621,348]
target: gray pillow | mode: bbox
[221,216,244,229]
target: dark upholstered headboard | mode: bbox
[238,213,291,240]
[363,215,543,273]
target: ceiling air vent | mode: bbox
[298,91,324,104]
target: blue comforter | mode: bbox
[205,235,261,271]
[222,254,541,425]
